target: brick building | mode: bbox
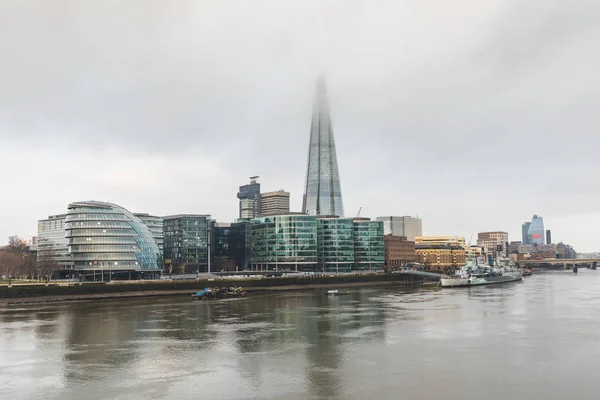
[383,235,415,272]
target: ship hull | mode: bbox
[441,271,523,288]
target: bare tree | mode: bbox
[36,248,60,280]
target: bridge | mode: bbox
[516,258,599,270]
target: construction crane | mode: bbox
[356,207,362,218]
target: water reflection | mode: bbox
[2,271,600,399]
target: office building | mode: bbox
[260,190,290,216]
[546,230,552,245]
[557,243,576,259]
[477,231,509,256]
[415,236,466,247]
[163,214,214,274]
[508,241,522,254]
[384,235,416,272]
[251,214,318,271]
[532,244,557,259]
[518,244,535,254]
[466,245,484,259]
[415,244,467,269]
[317,217,355,273]
[134,213,164,254]
[521,222,531,245]
[302,77,345,217]
[213,221,251,271]
[65,201,162,280]
[376,216,422,241]
[527,215,545,245]
[353,218,385,271]
[237,176,261,219]
[37,214,72,269]
[250,215,384,272]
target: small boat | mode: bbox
[327,289,350,296]
[523,269,533,277]
[192,286,246,300]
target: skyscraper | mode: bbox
[237,176,261,220]
[260,190,290,216]
[527,214,545,245]
[521,221,531,245]
[302,77,344,217]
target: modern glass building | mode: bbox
[134,213,164,254]
[521,221,531,245]
[353,218,385,271]
[302,77,345,217]
[37,214,73,269]
[317,217,354,273]
[251,214,318,271]
[527,214,545,245]
[163,214,214,274]
[214,221,251,271]
[376,216,423,241]
[251,215,384,273]
[65,201,162,280]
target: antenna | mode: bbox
[356,207,362,218]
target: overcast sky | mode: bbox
[1,0,599,251]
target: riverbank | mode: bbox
[0,279,434,306]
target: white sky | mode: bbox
[1,0,599,251]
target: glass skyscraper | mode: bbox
[302,77,345,217]
[527,214,545,245]
[521,221,531,245]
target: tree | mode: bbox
[7,236,29,253]
[1,236,36,279]
[36,248,60,280]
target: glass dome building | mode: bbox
[65,201,162,280]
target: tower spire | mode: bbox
[302,77,344,217]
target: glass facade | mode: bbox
[251,215,318,271]
[214,221,251,271]
[163,215,214,273]
[376,216,423,241]
[521,222,531,245]
[527,215,545,245]
[37,214,73,269]
[134,214,164,254]
[317,218,354,273]
[65,201,162,277]
[302,78,345,217]
[353,219,385,271]
[251,215,384,273]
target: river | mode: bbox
[2,270,600,399]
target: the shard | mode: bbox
[302,77,345,217]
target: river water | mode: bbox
[2,270,600,400]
